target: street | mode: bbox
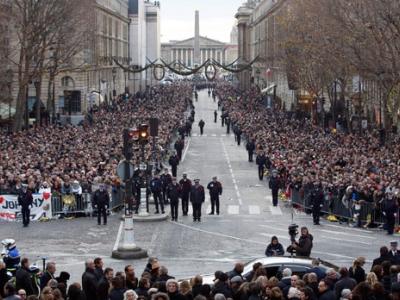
[0,91,396,283]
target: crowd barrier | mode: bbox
[290,187,399,228]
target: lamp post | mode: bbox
[112,67,117,98]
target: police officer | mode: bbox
[236,127,242,146]
[92,184,110,225]
[160,169,172,204]
[214,110,218,123]
[226,117,231,134]
[168,152,180,177]
[174,138,184,161]
[256,151,267,180]
[179,173,192,216]
[207,177,223,215]
[198,119,205,135]
[268,170,280,207]
[190,179,205,222]
[310,182,324,225]
[167,177,181,221]
[185,120,192,136]
[150,174,164,214]
[382,189,398,235]
[18,184,33,227]
[246,139,256,162]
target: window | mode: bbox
[61,76,75,88]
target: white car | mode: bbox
[191,256,338,285]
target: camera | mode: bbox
[288,224,299,242]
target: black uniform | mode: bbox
[190,184,205,221]
[178,126,186,141]
[310,185,324,225]
[214,110,218,123]
[198,120,205,135]
[179,177,192,216]
[168,155,179,177]
[236,128,242,145]
[160,173,172,204]
[256,153,267,180]
[18,189,33,227]
[268,175,280,207]
[167,182,181,221]
[207,180,223,215]
[382,196,398,235]
[150,177,164,214]
[174,139,184,161]
[246,140,256,162]
[92,188,110,225]
[185,120,192,136]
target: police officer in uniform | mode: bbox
[179,173,192,216]
[150,174,164,214]
[246,139,256,162]
[160,169,172,204]
[92,184,110,225]
[310,182,324,225]
[174,138,184,161]
[226,117,231,134]
[168,152,180,177]
[207,177,223,215]
[167,177,181,221]
[18,184,33,227]
[256,151,267,180]
[236,127,242,146]
[198,119,205,135]
[214,110,218,123]
[190,179,205,222]
[268,170,280,207]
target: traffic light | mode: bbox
[123,128,139,160]
[138,124,149,143]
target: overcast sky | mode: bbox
[160,0,245,43]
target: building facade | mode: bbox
[235,0,295,109]
[129,0,161,91]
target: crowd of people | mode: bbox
[1,241,400,300]
[0,84,193,197]
[215,84,400,233]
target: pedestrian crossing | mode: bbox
[179,204,282,216]
[191,133,233,137]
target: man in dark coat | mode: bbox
[18,185,33,227]
[389,241,400,266]
[168,152,179,177]
[310,182,324,225]
[256,151,270,180]
[179,173,192,216]
[185,120,192,136]
[96,267,114,300]
[207,176,223,215]
[288,227,313,257]
[318,279,336,300]
[93,257,104,282]
[268,170,280,207]
[40,261,56,290]
[382,192,398,235]
[174,138,184,161]
[334,268,356,299]
[160,169,172,204]
[150,174,164,214]
[190,179,205,222]
[167,177,182,221]
[0,262,11,298]
[198,119,205,135]
[15,258,35,296]
[92,184,110,225]
[214,110,218,123]
[246,140,256,162]
[226,117,231,134]
[82,259,97,300]
[371,246,390,268]
[125,265,138,290]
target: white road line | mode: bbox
[221,134,226,137]
[181,138,191,162]
[211,134,217,137]
[192,133,198,137]
[228,205,239,215]
[236,191,241,198]
[249,205,261,215]
[270,206,283,215]
[203,134,208,137]
[113,221,124,251]
[318,229,375,239]
[321,223,374,234]
[238,197,243,205]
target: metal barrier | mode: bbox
[289,186,399,229]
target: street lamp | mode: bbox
[112,67,117,98]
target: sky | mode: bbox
[160,0,245,43]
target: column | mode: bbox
[170,49,173,62]
[186,49,189,66]
[200,49,203,64]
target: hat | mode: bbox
[212,176,217,180]
[230,276,243,284]
[214,270,224,281]
[194,179,200,183]
[341,289,351,297]
[166,279,178,286]
[390,241,398,246]
[183,173,187,176]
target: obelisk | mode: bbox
[194,10,200,66]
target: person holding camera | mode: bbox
[265,236,285,257]
[287,227,313,257]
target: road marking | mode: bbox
[211,134,217,137]
[221,134,226,137]
[320,223,374,233]
[237,197,243,205]
[192,133,198,137]
[270,206,283,215]
[113,221,124,251]
[203,134,208,137]
[318,229,375,239]
[249,205,261,215]
[228,205,239,214]
[181,138,191,162]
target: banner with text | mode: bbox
[0,193,52,221]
